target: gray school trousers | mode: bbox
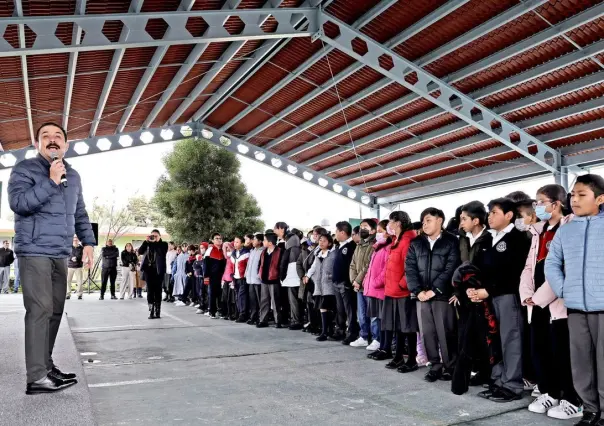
[491,293,524,395]
[20,256,68,383]
[568,312,604,413]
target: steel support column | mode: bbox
[317,12,560,174]
[14,0,34,145]
[63,0,87,130]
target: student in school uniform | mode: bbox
[244,233,264,325]
[546,174,604,426]
[473,198,531,403]
[257,233,284,328]
[232,236,250,323]
[406,208,460,382]
[332,221,358,345]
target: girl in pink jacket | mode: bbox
[519,184,581,420]
[363,220,391,353]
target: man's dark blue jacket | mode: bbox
[8,154,96,258]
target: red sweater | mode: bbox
[384,231,415,298]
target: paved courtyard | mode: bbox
[1,294,576,425]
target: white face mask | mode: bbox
[514,218,528,232]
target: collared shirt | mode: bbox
[468,227,486,248]
[339,237,353,250]
[488,223,515,247]
[427,233,441,250]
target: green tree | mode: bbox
[127,195,165,227]
[154,138,264,242]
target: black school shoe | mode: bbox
[398,362,419,374]
[576,413,601,426]
[256,322,269,328]
[26,375,76,395]
[316,334,328,342]
[371,350,393,361]
[488,387,522,403]
[385,358,405,369]
[439,369,453,381]
[478,384,499,399]
[424,370,442,383]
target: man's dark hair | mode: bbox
[360,218,377,231]
[265,233,278,246]
[233,236,244,243]
[575,174,604,197]
[151,229,161,235]
[254,233,265,241]
[335,221,352,237]
[36,122,67,142]
[211,232,221,240]
[352,226,360,235]
[420,207,446,224]
[169,241,175,245]
[412,221,422,231]
[245,233,254,240]
[264,229,275,235]
[461,201,487,225]
[274,222,288,231]
[488,197,517,216]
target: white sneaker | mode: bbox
[524,378,536,391]
[196,309,204,314]
[194,304,200,308]
[174,301,185,307]
[528,394,559,414]
[350,337,369,347]
[547,400,583,420]
[366,340,380,351]
[531,385,541,398]
[204,312,211,317]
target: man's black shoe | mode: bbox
[99,295,104,300]
[477,384,499,399]
[77,296,82,300]
[66,295,71,300]
[26,375,76,395]
[289,323,303,330]
[328,334,344,342]
[316,334,328,342]
[367,350,381,360]
[111,295,117,300]
[275,323,283,329]
[247,319,256,325]
[256,322,269,328]
[49,366,76,380]
[488,387,522,403]
[575,412,601,426]
[235,317,247,323]
[341,336,355,345]
[424,370,442,383]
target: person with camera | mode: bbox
[100,239,119,300]
[66,236,84,300]
[119,243,138,300]
[138,230,168,319]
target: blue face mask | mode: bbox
[535,205,552,221]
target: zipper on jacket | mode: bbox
[582,219,590,312]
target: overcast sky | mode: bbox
[0,140,592,230]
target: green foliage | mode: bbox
[153,138,264,242]
[127,195,165,227]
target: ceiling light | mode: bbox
[219,136,231,146]
[271,158,282,168]
[318,178,328,187]
[180,126,193,137]
[96,138,111,151]
[140,131,154,144]
[254,151,266,161]
[237,144,249,154]
[201,129,213,139]
[118,135,133,147]
[333,183,343,193]
[73,141,89,155]
[0,153,17,167]
[160,129,174,141]
[302,171,313,181]
[287,164,298,174]
[347,189,356,199]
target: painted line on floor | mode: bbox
[72,324,178,331]
[159,310,196,327]
[89,377,187,388]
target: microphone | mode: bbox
[50,151,68,188]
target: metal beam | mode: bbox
[189,0,320,123]
[216,0,403,133]
[63,0,86,130]
[344,97,604,187]
[318,13,560,174]
[322,70,604,175]
[116,0,198,133]
[242,0,470,141]
[13,0,33,145]
[0,8,319,58]
[167,0,282,126]
[89,0,144,137]
[374,140,604,206]
[295,2,604,163]
[0,123,375,206]
[260,0,545,150]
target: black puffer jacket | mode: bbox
[68,245,83,268]
[459,228,492,264]
[101,245,119,269]
[121,250,138,269]
[405,232,460,301]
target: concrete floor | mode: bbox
[2,293,578,425]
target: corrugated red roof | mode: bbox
[2,0,604,200]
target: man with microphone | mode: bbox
[8,122,96,395]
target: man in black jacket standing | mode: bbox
[406,208,460,383]
[66,236,84,300]
[333,221,358,344]
[100,239,119,300]
[138,229,169,319]
[474,198,531,403]
[0,240,15,294]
